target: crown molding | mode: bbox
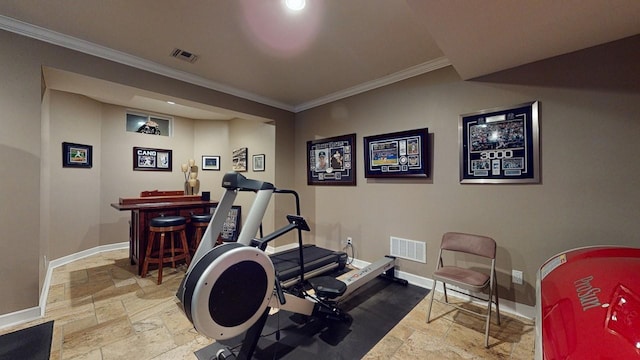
[294,57,452,112]
[0,15,294,112]
[1,15,450,113]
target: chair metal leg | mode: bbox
[484,288,492,348]
[426,280,437,323]
[442,282,449,303]
[494,269,501,325]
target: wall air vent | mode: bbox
[390,236,426,263]
[170,48,199,63]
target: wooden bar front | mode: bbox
[111,198,217,275]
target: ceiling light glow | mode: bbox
[285,0,305,11]
[241,0,321,58]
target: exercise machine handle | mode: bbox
[274,278,287,305]
[250,215,310,250]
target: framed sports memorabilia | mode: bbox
[459,101,540,184]
[363,128,429,178]
[307,133,356,186]
[133,147,172,171]
[62,142,93,168]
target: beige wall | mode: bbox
[228,118,277,235]
[48,91,102,259]
[0,29,292,316]
[1,25,638,319]
[294,36,640,306]
[1,31,45,314]
[193,119,230,201]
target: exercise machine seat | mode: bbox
[308,276,347,299]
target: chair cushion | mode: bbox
[433,266,490,291]
[150,216,186,227]
[191,214,212,223]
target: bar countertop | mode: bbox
[110,200,217,211]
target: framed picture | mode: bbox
[232,147,248,172]
[62,142,93,168]
[363,128,429,178]
[202,155,221,171]
[133,147,172,171]
[459,101,540,184]
[253,154,265,172]
[307,133,356,186]
[212,205,242,242]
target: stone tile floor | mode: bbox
[1,249,534,359]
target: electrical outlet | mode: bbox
[512,270,523,285]
[347,237,353,245]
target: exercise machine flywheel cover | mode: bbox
[183,242,275,340]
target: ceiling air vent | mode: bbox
[170,48,199,63]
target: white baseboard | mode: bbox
[2,242,534,331]
[0,242,129,330]
[0,306,41,330]
[46,242,129,270]
[39,242,129,316]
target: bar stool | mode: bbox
[141,216,191,284]
[190,213,213,253]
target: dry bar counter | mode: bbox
[111,194,217,275]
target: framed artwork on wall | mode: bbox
[62,142,93,168]
[133,147,172,171]
[363,128,429,178]
[459,101,540,184]
[252,154,265,172]
[232,147,248,172]
[306,133,356,186]
[202,155,221,171]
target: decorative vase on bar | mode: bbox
[182,159,200,195]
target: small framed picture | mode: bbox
[252,154,265,172]
[202,155,221,171]
[232,147,248,172]
[133,147,172,171]
[62,142,93,168]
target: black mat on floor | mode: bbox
[195,278,428,360]
[0,320,54,360]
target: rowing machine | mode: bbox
[177,173,407,359]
